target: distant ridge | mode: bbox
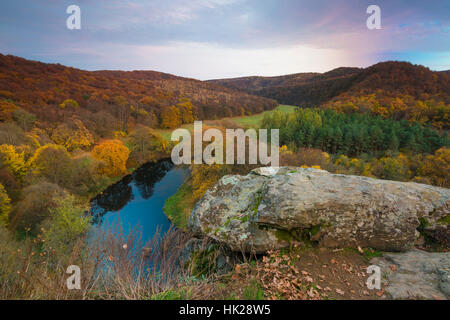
[210,62,449,107]
[0,53,277,121]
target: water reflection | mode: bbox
[90,159,188,243]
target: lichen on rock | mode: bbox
[188,167,449,253]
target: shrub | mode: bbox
[9,182,64,234]
[0,183,11,226]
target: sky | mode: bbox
[0,0,449,80]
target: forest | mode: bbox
[261,108,449,187]
[212,62,450,129]
[262,108,448,156]
[0,53,277,234]
[0,53,277,127]
[0,55,449,299]
[209,67,362,107]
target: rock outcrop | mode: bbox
[371,249,450,299]
[188,167,449,253]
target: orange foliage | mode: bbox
[91,140,130,177]
[0,54,277,126]
[419,147,450,188]
[0,100,18,121]
[161,105,181,129]
[323,93,450,129]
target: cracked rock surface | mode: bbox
[371,249,450,300]
[188,167,449,253]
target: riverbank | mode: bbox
[163,179,195,228]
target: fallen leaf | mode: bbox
[335,288,345,295]
[376,289,385,297]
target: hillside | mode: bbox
[0,55,448,302]
[209,67,361,107]
[0,54,279,220]
[0,54,277,127]
[212,62,450,128]
[345,61,449,98]
[211,62,449,105]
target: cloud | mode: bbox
[27,40,370,80]
[0,0,448,77]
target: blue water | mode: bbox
[90,160,189,243]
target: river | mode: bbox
[90,159,189,243]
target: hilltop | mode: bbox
[210,62,449,106]
[211,61,450,128]
[0,54,277,126]
[209,67,361,107]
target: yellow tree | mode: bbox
[0,100,18,121]
[59,99,79,122]
[51,119,94,151]
[59,98,79,109]
[161,106,181,129]
[177,99,195,124]
[0,183,11,226]
[419,147,450,188]
[0,144,27,178]
[191,164,224,202]
[91,140,130,177]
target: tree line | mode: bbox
[262,108,449,157]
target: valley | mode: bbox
[0,55,448,300]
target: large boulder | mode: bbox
[188,167,449,253]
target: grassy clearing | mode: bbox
[227,105,297,128]
[154,123,194,140]
[155,105,297,140]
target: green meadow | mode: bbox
[155,105,297,140]
[227,104,297,128]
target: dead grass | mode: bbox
[0,224,216,300]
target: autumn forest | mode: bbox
[0,53,449,299]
